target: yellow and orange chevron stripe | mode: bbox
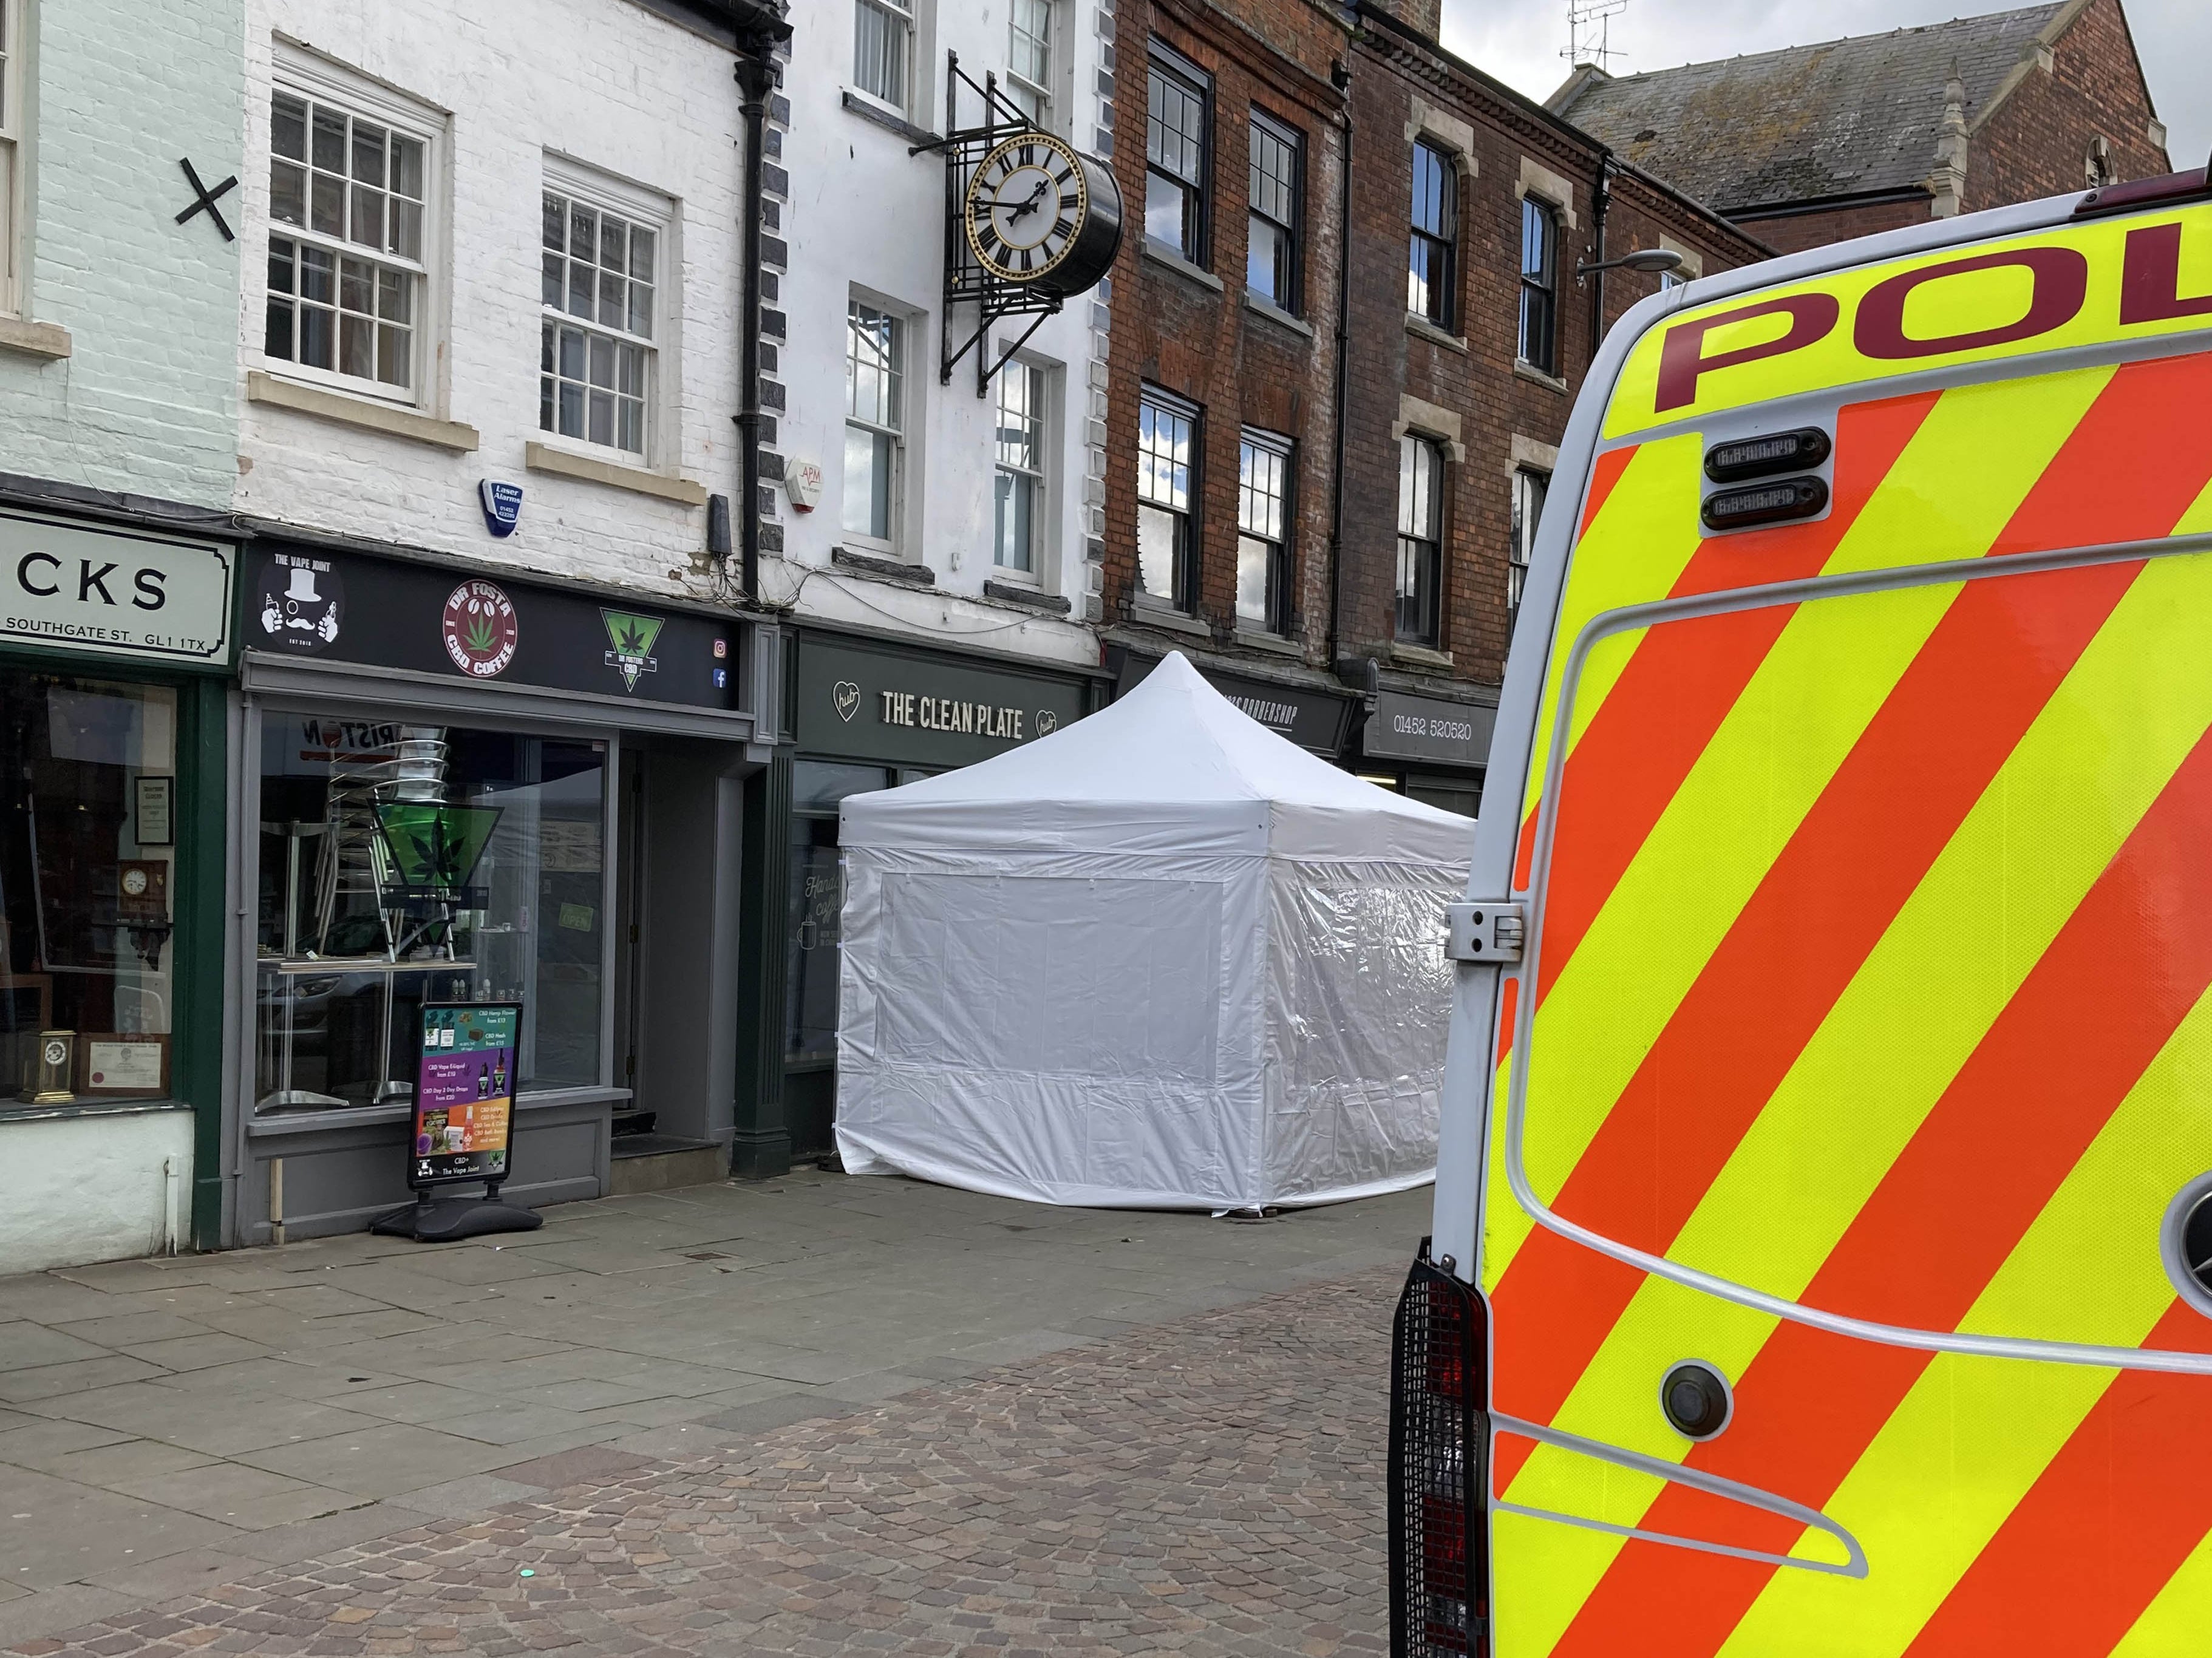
[1483,343,2212,1657]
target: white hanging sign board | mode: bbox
[0,506,233,662]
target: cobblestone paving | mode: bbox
[12,1266,1398,1657]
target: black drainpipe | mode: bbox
[1325,52,1355,676]
[726,2,792,602]
[1587,148,1612,368]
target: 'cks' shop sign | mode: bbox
[1,508,233,663]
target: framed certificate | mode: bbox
[135,776,174,846]
[77,1033,171,1097]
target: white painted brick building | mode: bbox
[0,0,243,1274]
[768,0,1119,668]
[0,0,241,505]
[233,0,763,593]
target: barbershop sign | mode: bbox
[795,633,1095,767]
[2,508,233,662]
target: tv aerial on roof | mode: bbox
[1565,0,1632,69]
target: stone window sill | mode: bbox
[1406,314,1468,354]
[1234,628,1304,657]
[1245,293,1312,338]
[247,370,479,451]
[1513,360,1570,395]
[525,441,706,506]
[1132,598,1211,637]
[840,89,941,149]
[1142,242,1224,294]
[983,578,1072,614]
[832,544,936,586]
[0,314,72,361]
[1390,642,1455,670]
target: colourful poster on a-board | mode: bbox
[410,1003,520,1187]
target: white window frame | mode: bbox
[0,0,19,318]
[260,49,445,410]
[1137,384,1200,613]
[843,293,914,558]
[991,355,1061,583]
[537,156,675,468]
[851,0,916,118]
[1006,0,1055,132]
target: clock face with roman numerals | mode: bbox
[964,133,1093,285]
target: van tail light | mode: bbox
[1390,1242,1490,1658]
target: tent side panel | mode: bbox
[835,848,1270,1208]
[1259,857,1464,1205]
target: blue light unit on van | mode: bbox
[1701,475,1829,532]
[1704,426,1832,483]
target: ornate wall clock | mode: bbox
[962,131,1122,297]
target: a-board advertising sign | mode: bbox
[409,1003,520,1187]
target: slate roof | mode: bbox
[1547,2,2069,211]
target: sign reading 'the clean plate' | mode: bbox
[1,507,233,662]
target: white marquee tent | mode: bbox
[834,652,1474,1210]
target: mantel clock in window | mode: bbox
[265,81,430,399]
[540,181,662,458]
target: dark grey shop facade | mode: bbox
[1348,684,1495,820]
[227,538,777,1243]
[729,623,1108,1174]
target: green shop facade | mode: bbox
[730,623,1108,1174]
[0,499,234,1276]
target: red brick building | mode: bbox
[1549,0,2171,256]
[1101,0,1760,810]
[1100,0,1356,760]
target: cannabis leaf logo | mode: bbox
[465,616,499,655]
[599,610,664,692]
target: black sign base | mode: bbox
[370,1187,544,1243]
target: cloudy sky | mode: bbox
[1441,0,2207,169]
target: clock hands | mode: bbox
[1004,178,1050,223]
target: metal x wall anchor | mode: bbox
[175,158,238,242]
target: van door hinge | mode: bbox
[1446,900,1525,964]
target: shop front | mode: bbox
[0,504,234,1273]
[231,539,772,1243]
[758,625,1107,1165]
[1351,686,1494,818]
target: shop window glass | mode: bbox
[254,719,607,1112]
[786,761,894,1067]
[0,672,179,1106]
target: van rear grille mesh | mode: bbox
[1389,1245,1488,1658]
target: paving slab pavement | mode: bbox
[5,1262,1406,1656]
[0,1167,1426,1648]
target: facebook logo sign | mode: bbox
[712,668,727,689]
